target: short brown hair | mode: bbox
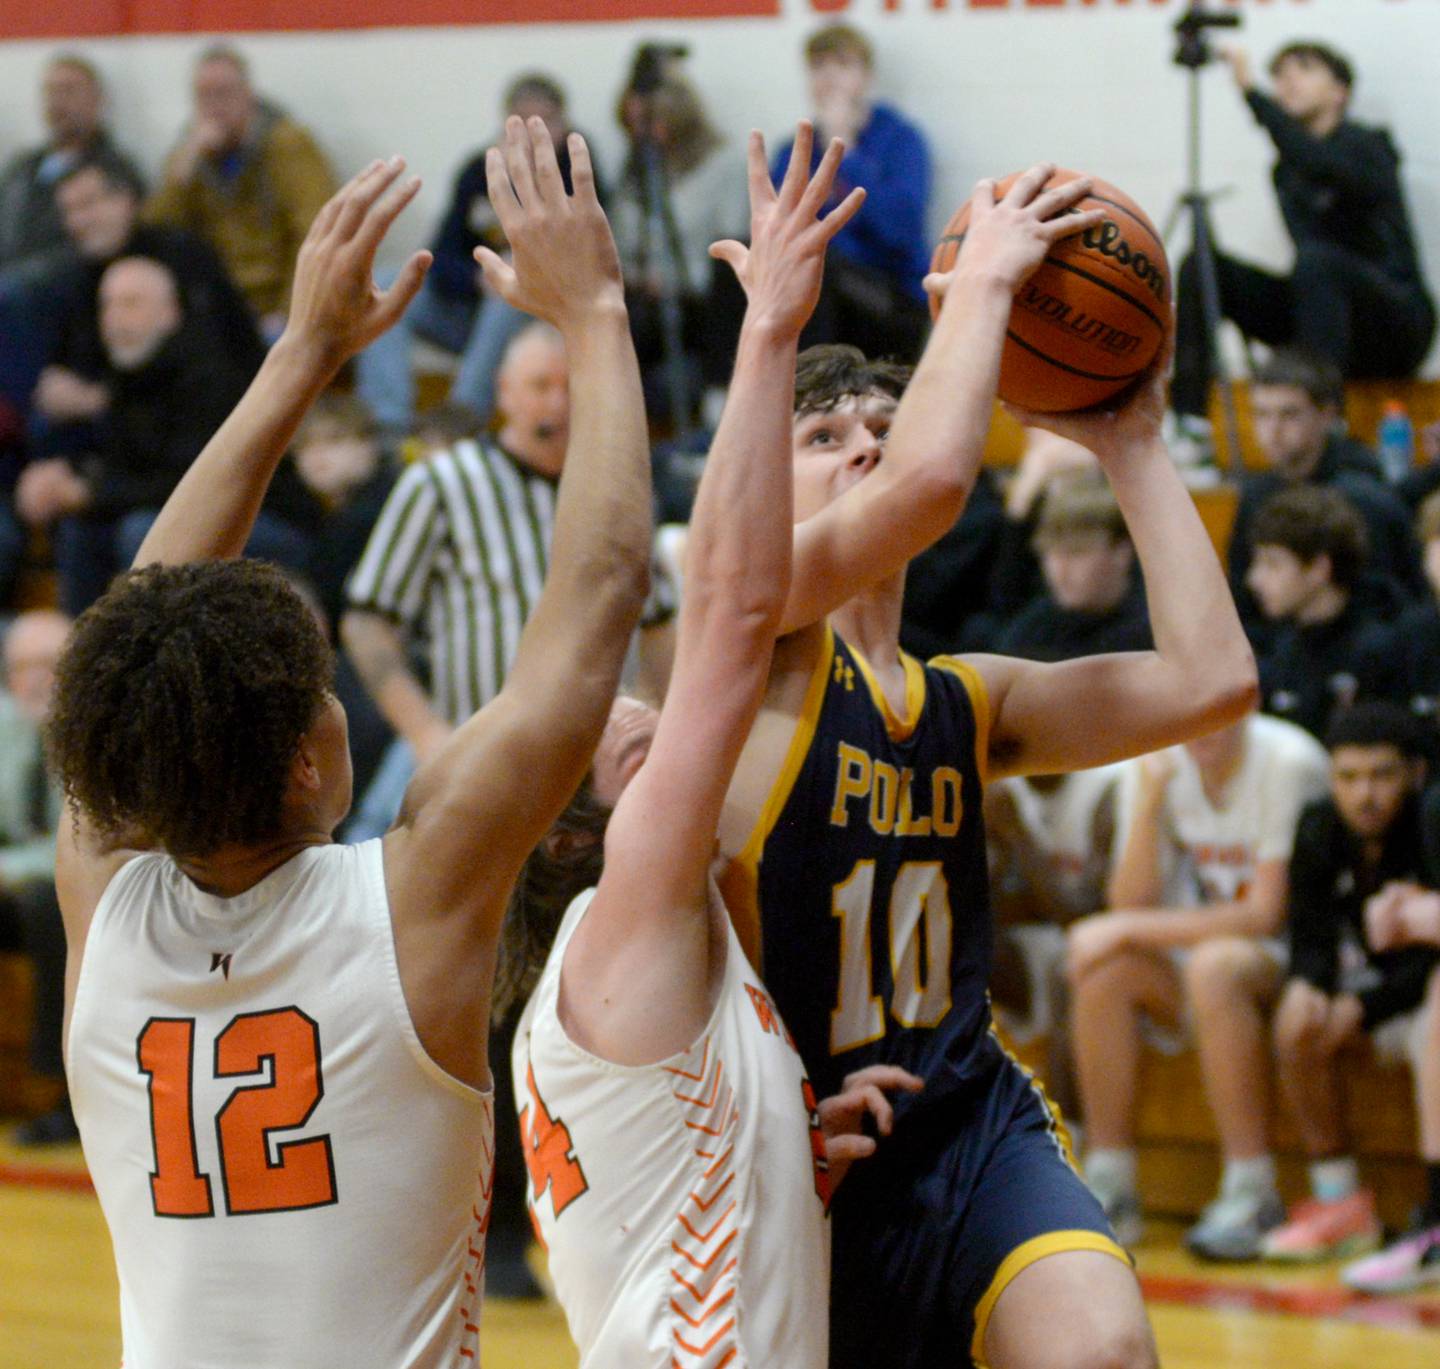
[295,391,379,449]
[1270,41,1353,91]
[793,344,910,419]
[1251,348,1345,411]
[806,23,874,69]
[1251,485,1368,590]
[1034,476,1127,549]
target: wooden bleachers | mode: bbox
[0,955,61,1121]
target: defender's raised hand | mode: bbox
[926,165,1105,307]
[475,117,624,329]
[709,121,865,337]
[284,156,431,367]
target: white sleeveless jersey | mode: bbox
[514,888,830,1368]
[999,765,1125,910]
[67,841,495,1369]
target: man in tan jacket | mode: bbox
[147,46,335,340]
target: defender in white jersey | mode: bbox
[48,129,654,1368]
[506,126,918,1368]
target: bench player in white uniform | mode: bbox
[513,125,920,1369]
[49,125,654,1369]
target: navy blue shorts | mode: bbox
[828,1050,1128,1369]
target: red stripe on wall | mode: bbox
[2,0,779,43]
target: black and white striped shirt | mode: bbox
[347,437,672,725]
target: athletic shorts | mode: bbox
[828,1047,1130,1369]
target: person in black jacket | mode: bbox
[354,72,602,435]
[993,474,1152,663]
[1172,41,1434,430]
[1260,704,1439,1263]
[13,256,308,614]
[1246,484,1394,739]
[1227,351,1422,645]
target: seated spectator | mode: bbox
[610,73,746,421]
[1262,704,1439,1263]
[771,22,931,362]
[146,45,336,339]
[25,158,263,450]
[356,72,595,436]
[1172,42,1433,449]
[1227,350,1422,641]
[0,54,141,277]
[1071,715,1330,1249]
[985,763,1125,1121]
[1376,490,1440,726]
[992,475,1151,662]
[0,610,70,1145]
[1247,485,1392,738]
[1346,846,1440,1292]
[14,256,306,614]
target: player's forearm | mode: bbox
[509,306,651,708]
[684,317,796,646]
[1127,904,1254,950]
[134,333,336,567]
[1107,806,1167,909]
[340,610,446,746]
[1105,439,1257,728]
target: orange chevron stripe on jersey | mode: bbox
[664,1034,741,1367]
[456,1094,495,1362]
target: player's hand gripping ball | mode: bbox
[932,169,1171,412]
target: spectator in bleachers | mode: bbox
[610,74,746,420]
[1226,351,1423,641]
[771,23,931,362]
[146,45,336,340]
[1071,715,1330,1250]
[1171,42,1434,450]
[14,256,307,614]
[0,610,70,1145]
[355,73,595,436]
[1346,855,1440,1292]
[985,763,1125,1123]
[1261,704,1439,1263]
[992,475,1151,662]
[25,159,263,450]
[0,55,141,276]
[1374,490,1440,727]
[1246,485,1392,739]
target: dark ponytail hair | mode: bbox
[493,783,611,1022]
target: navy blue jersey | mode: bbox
[728,624,1000,1120]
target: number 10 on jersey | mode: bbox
[830,859,954,1054]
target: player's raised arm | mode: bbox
[969,359,1258,779]
[381,119,651,1081]
[562,125,862,1065]
[134,158,430,567]
[777,166,1105,636]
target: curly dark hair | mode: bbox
[793,343,912,419]
[47,560,334,858]
[1251,485,1369,591]
[493,782,610,1023]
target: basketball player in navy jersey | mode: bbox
[699,175,1257,1366]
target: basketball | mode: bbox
[930,169,1171,412]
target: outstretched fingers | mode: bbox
[473,244,518,300]
[777,120,815,210]
[485,144,523,232]
[1029,176,1094,224]
[1002,162,1058,209]
[354,172,424,259]
[744,129,775,214]
[567,132,599,209]
[500,114,539,211]
[528,116,566,205]
[796,135,846,223]
[310,159,381,242]
[814,185,865,245]
[373,249,433,334]
[334,157,407,244]
[1039,206,1106,244]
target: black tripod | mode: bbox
[1163,4,1244,474]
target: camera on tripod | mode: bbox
[1173,1,1243,72]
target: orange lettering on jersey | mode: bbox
[895,768,932,838]
[932,767,963,837]
[830,743,871,827]
[745,984,782,1038]
[801,1079,832,1211]
[521,1062,589,1220]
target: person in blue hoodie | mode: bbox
[771,23,932,362]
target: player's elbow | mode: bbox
[1189,642,1259,732]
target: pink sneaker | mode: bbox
[1343,1224,1440,1294]
[1260,1191,1381,1263]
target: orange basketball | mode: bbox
[931,169,1171,412]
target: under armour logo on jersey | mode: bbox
[210,952,233,980]
[833,656,855,691]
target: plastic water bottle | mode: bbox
[1378,401,1415,483]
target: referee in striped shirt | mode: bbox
[343,320,674,759]
[342,320,674,1298]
